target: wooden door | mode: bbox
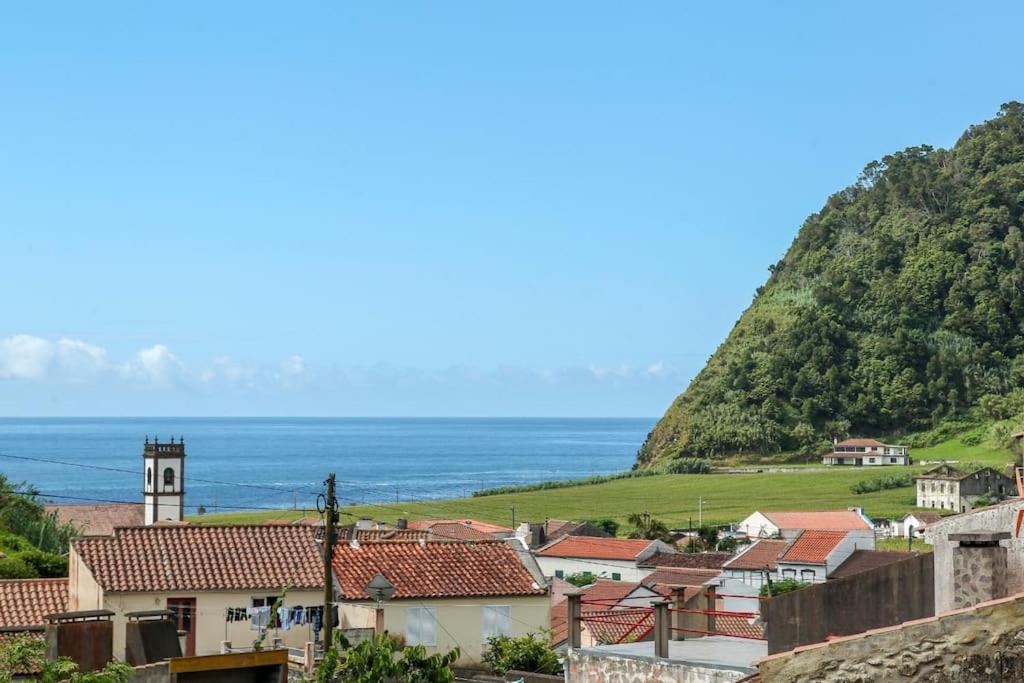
[167,597,196,656]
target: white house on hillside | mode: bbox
[822,438,910,466]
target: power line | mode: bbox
[8,488,315,514]
[0,451,322,496]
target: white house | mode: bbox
[332,538,549,668]
[533,536,675,582]
[889,512,943,539]
[773,529,875,583]
[736,509,873,539]
[719,539,789,588]
[822,439,910,466]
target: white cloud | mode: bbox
[0,334,55,379]
[120,344,186,386]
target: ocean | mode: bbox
[0,417,653,514]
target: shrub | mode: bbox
[20,549,68,578]
[663,458,713,474]
[473,470,662,497]
[482,633,561,676]
[563,572,597,588]
[850,474,914,495]
[585,518,619,536]
[760,578,809,597]
[0,556,39,580]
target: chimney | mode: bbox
[948,532,1010,609]
[396,518,408,530]
[355,517,372,530]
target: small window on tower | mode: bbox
[163,468,175,488]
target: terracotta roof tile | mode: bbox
[550,580,665,646]
[723,540,789,571]
[44,504,145,536]
[835,439,887,447]
[716,615,765,640]
[638,551,733,569]
[535,536,656,561]
[828,550,918,579]
[332,540,545,600]
[761,511,871,531]
[73,525,323,592]
[0,579,69,627]
[779,530,848,564]
[407,519,511,535]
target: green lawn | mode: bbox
[194,468,929,528]
[192,436,1016,530]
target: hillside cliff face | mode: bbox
[638,103,1024,468]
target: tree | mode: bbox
[760,578,809,597]
[585,518,620,536]
[482,633,561,676]
[625,513,673,542]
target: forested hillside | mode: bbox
[638,103,1024,468]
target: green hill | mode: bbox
[638,103,1024,468]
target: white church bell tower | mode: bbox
[143,436,185,525]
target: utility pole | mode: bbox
[698,497,704,527]
[511,506,516,530]
[323,473,338,649]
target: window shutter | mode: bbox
[421,607,437,646]
[406,607,422,645]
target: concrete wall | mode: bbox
[925,499,1024,613]
[764,552,933,655]
[758,592,1024,682]
[535,556,651,582]
[339,595,549,668]
[566,649,751,683]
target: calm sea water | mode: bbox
[0,418,653,514]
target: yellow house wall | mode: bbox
[102,589,324,658]
[340,595,550,668]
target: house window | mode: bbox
[889,458,897,464]
[554,570,564,579]
[801,570,815,581]
[147,467,152,486]
[482,605,512,640]
[782,569,796,579]
[163,467,175,488]
[611,573,621,581]
[406,607,437,646]
[252,596,280,628]
[868,458,876,463]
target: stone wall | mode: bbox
[763,552,933,654]
[566,649,750,683]
[925,499,1024,613]
[758,592,1024,682]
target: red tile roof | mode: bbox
[761,511,871,531]
[641,568,718,591]
[638,551,733,569]
[584,608,655,644]
[422,522,497,542]
[779,530,848,564]
[550,580,665,646]
[44,504,145,536]
[332,540,545,600]
[716,615,765,640]
[0,578,69,627]
[407,519,512,535]
[73,525,323,592]
[836,439,886,447]
[723,540,789,571]
[535,536,656,561]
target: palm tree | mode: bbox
[625,512,673,542]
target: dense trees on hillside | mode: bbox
[639,103,1024,467]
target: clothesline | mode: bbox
[223,604,336,633]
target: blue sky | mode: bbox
[0,2,1022,417]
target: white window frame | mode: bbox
[406,607,437,647]
[482,605,512,641]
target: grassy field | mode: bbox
[192,436,1016,529]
